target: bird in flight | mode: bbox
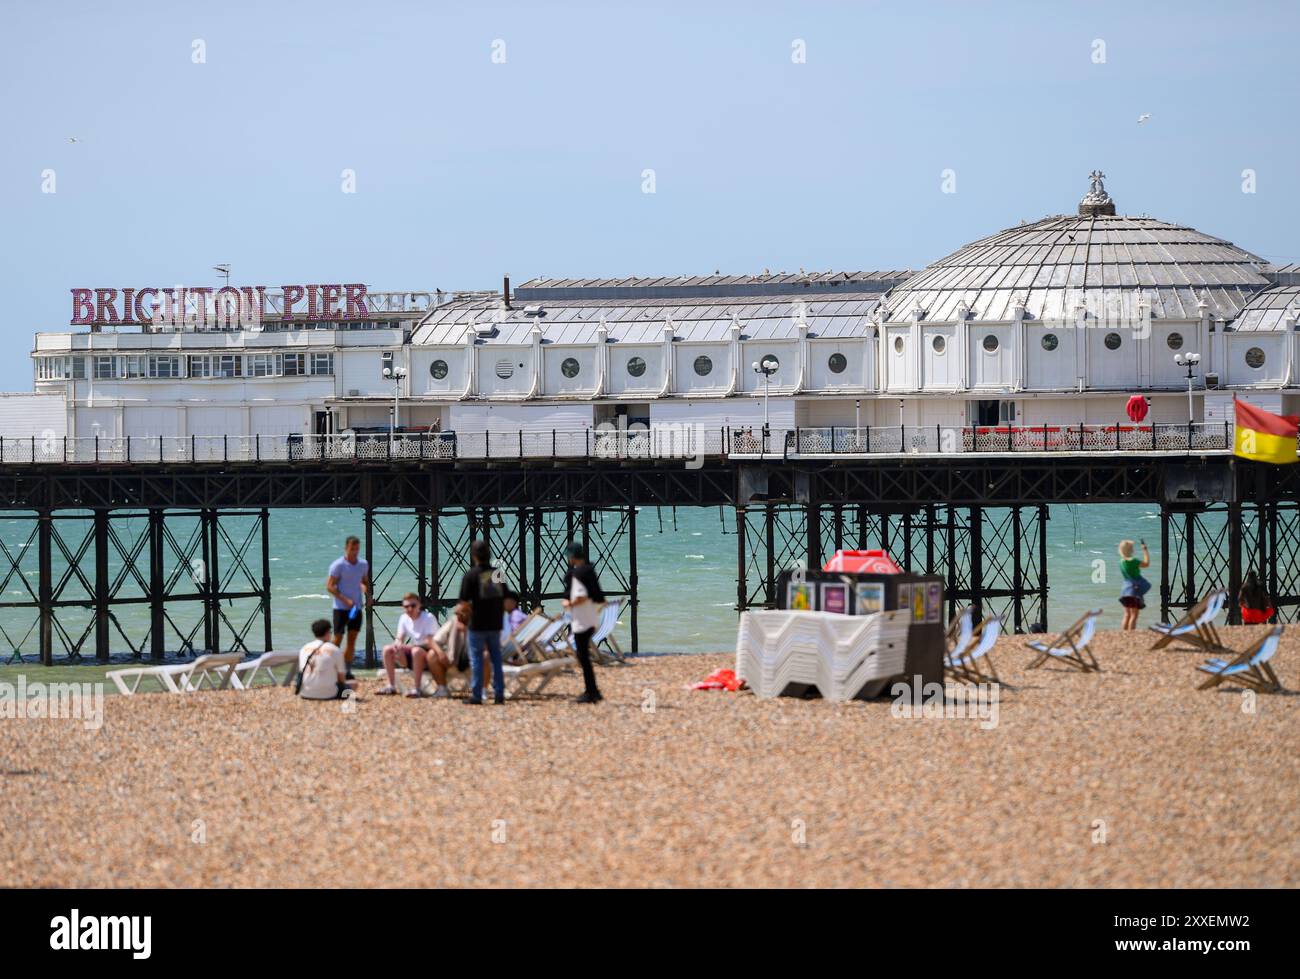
[1137,113,1151,124]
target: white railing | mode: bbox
[0,421,1242,464]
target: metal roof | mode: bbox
[513,270,912,302]
[881,214,1272,322]
[1229,284,1300,333]
[410,291,885,346]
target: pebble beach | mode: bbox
[2,624,1296,888]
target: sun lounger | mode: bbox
[1026,609,1102,672]
[230,651,301,690]
[1195,625,1284,693]
[945,615,1001,684]
[946,606,973,653]
[107,653,243,695]
[1149,588,1227,652]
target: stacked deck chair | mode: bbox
[107,653,243,696]
[231,651,301,690]
[945,615,1001,684]
[1196,625,1284,693]
[1025,609,1102,672]
[736,608,910,701]
[1149,588,1227,652]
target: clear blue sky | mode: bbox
[2,0,1297,391]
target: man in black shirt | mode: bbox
[457,538,506,704]
[561,542,605,703]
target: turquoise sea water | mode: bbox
[0,503,1167,658]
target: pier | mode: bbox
[1,428,1295,666]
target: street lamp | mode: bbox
[1174,351,1201,425]
[752,355,779,451]
[383,365,408,450]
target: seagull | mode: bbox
[1137,113,1151,124]
[67,136,79,143]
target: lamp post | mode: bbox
[1174,351,1200,425]
[751,355,779,453]
[384,365,408,451]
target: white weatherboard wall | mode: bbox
[0,393,67,438]
[649,398,794,431]
[449,402,594,432]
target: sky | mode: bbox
[1,0,1298,392]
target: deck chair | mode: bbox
[1196,626,1284,693]
[519,615,571,663]
[946,606,974,654]
[502,611,552,665]
[502,656,578,697]
[945,615,1001,684]
[1149,588,1227,652]
[107,653,243,695]
[1026,609,1102,672]
[589,599,626,665]
[231,651,301,690]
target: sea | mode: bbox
[0,503,1172,658]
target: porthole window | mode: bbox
[982,334,999,353]
[1104,332,1122,351]
[827,353,847,374]
[893,336,905,354]
[627,356,646,377]
[1245,347,1266,369]
[1041,333,1059,351]
[560,357,580,379]
[931,335,946,354]
[430,359,448,380]
[1167,332,1184,351]
[494,358,514,380]
[693,355,713,377]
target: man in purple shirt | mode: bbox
[326,535,370,679]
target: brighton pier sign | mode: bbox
[70,283,369,328]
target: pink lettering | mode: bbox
[71,289,95,325]
[344,283,367,319]
[282,285,304,318]
[94,289,121,325]
[321,284,341,319]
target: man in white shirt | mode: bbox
[560,542,606,703]
[298,618,356,700]
[376,593,439,698]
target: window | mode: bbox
[94,356,115,380]
[981,334,999,353]
[931,335,946,354]
[626,356,646,378]
[188,355,211,378]
[148,355,180,378]
[893,336,905,354]
[693,355,713,377]
[560,357,581,378]
[1104,332,1122,351]
[37,357,70,380]
[1041,333,1059,351]
[248,354,275,377]
[1167,332,1184,350]
[122,355,146,379]
[310,353,334,376]
[214,355,241,378]
[281,353,306,376]
[71,357,85,379]
[828,353,847,374]
[430,359,449,380]
[1246,347,1266,369]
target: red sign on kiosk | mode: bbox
[822,549,904,575]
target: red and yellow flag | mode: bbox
[1233,398,1299,464]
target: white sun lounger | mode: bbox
[230,651,301,690]
[1150,588,1227,652]
[945,615,1001,684]
[107,653,243,696]
[1196,625,1284,693]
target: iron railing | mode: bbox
[0,421,1248,464]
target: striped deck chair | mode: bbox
[1026,609,1102,672]
[946,606,974,654]
[502,611,552,665]
[1196,625,1284,693]
[107,653,243,695]
[1150,588,1227,652]
[945,615,1001,684]
[231,651,301,690]
[590,599,626,665]
[520,614,571,663]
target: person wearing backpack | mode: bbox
[561,542,605,704]
[297,618,357,700]
[457,538,506,705]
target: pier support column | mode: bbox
[260,508,273,652]
[93,508,110,662]
[363,506,375,668]
[628,504,639,654]
[149,508,165,661]
[969,506,984,623]
[38,509,52,666]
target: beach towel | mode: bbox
[689,668,746,692]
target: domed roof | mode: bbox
[883,174,1271,323]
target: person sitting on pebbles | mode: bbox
[376,593,439,698]
[297,618,359,701]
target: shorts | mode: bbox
[1119,596,1144,609]
[332,608,362,635]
